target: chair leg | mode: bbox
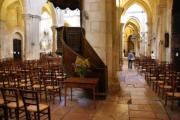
[59,88,61,101]
[171,97,174,110]
[38,112,40,120]
[3,106,8,120]
[158,86,160,96]
[165,94,168,106]
[53,92,55,104]
[162,88,165,99]
[34,112,37,120]
[48,107,51,120]
[45,91,48,103]
[26,111,31,120]
[15,108,19,120]
[9,108,13,119]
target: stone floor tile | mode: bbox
[129,104,152,111]
[132,99,151,104]
[129,111,156,119]
[93,103,129,120]
[150,101,166,114]
[155,114,170,120]
[45,60,180,120]
[62,112,93,120]
[130,118,160,120]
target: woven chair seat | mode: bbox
[27,104,48,112]
[167,92,180,98]
[0,98,4,105]
[32,84,44,88]
[7,100,24,108]
[159,85,172,89]
[46,86,59,90]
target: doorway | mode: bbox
[13,39,21,60]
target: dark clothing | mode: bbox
[128,52,134,69]
[128,60,133,69]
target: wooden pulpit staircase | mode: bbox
[56,27,108,98]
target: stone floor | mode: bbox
[46,60,180,120]
[11,59,180,120]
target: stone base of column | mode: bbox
[108,81,120,94]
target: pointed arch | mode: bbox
[42,2,57,26]
[0,0,23,21]
[121,0,152,24]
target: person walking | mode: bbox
[151,51,155,60]
[128,51,134,69]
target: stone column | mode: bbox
[106,0,113,91]
[51,26,57,57]
[0,20,3,59]
[109,1,123,92]
[159,5,167,61]
[23,14,41,60]
[119,22,124,69]
[0,20,6,59]
[147,22,152,56]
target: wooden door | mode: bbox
[13,39,21,60]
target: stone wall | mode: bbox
[83,0,106,64]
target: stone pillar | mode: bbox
[0,20,6,59]
[109,1,123,92]
[51,26,57,57]
[159,5,167,62]
[119,23,124,69]
[23,14,41,60]
[0,20,3,59]
[147,22,152,56]
[106,0,113,91]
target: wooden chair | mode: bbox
[30,68,45,100]
[0,88,24,120]
[149,65,157,88]
[0,94,8,120]
[43,69,61,103]
[165,71,180,110]
[0,73,8,88]
[20,89,51,120]
[158,69,173,98]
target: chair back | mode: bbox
[19,90,40,111]
[0,88,20,108]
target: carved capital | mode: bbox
[23,14,41,20]
[51,26,58,30]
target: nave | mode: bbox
[1,58,180,120]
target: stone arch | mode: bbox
[13,32,23,40]
[0,0,23,21]
[123,17,141,33]
[121,1,151,56]
[123,18,140,57]
[0,0,24,32]
[40,2,57,54]
[42,2,57,26]
[121,0,152,23]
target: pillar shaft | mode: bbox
[51,26,57,57]
[0,20,7,59]
[23,14,41,60]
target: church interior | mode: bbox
[0,0,180,119]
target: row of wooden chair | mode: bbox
[135,57,180,110]
[0,58,67,119]
[0,87,50,120]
